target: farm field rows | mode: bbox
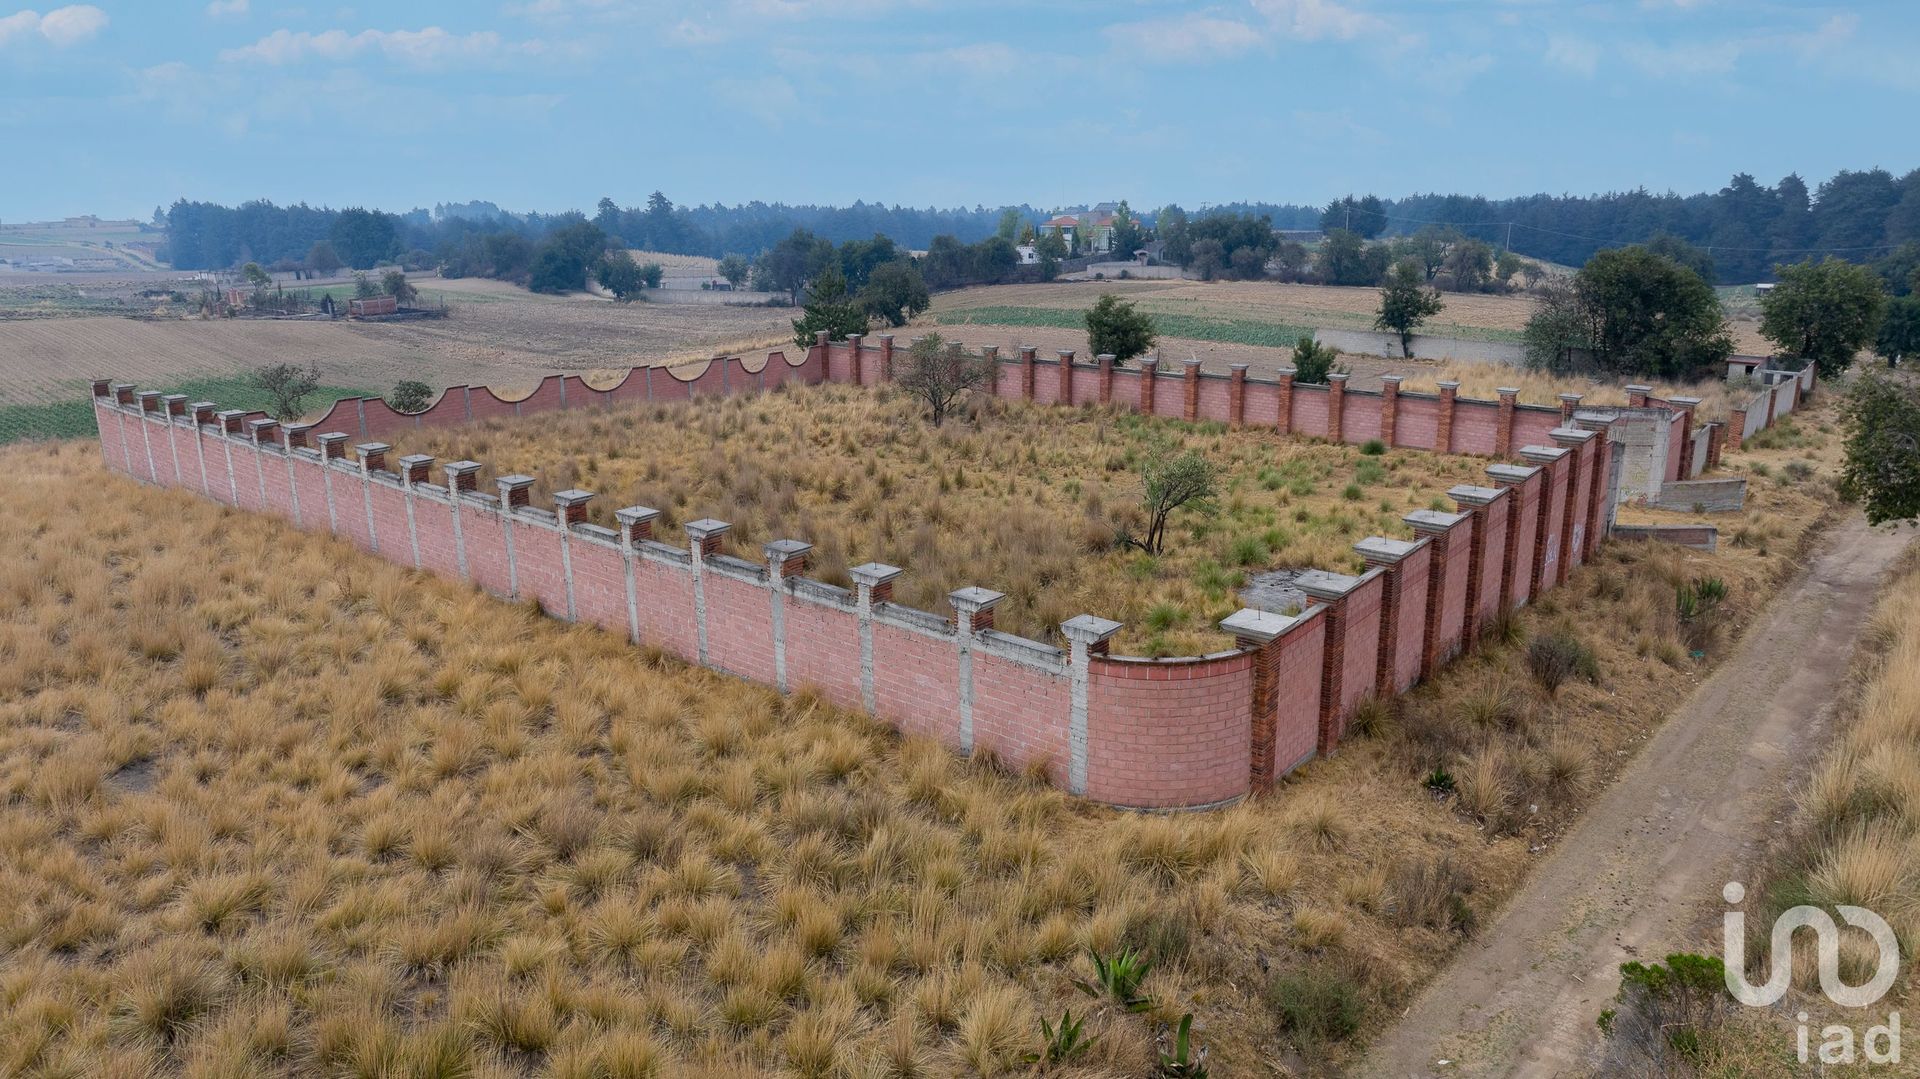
[0,394,1833,1072]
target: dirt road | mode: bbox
[1359,512,1913,1078]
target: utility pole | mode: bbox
[1504,221,1513,253]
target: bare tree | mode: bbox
[253,362,321,420]
[896,333,988,427]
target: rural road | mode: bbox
[1358,512,1913,1078]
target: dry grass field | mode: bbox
[391,383,1502,656]
[0,413,1838,1075]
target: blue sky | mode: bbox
[2,1,1916,221]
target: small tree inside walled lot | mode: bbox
[1839,373,1920,525]
[1125,449,1218,555]
[253,362,321,421]
[896,333,988,427]
[1085,293,1158,364]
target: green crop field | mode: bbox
[0,375,373,446]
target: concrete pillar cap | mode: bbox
[763,538,812,561]
[161,393,189,404]
[1062,613,1124,645]
[1486,463,1539,486]
[217,409,249,421]
[1548,426,1597,444]
[949,586,1005,612]
[1139,357,1159,368]
[615,505,660,526]
[1405,509,1469,535]
[496,474,535,490]
[444,460,483,476]
[1668,395,1703,407]
[1296,569,1362,600]
[1327,372,1350,383]
[1449,484,1504,506]
[1380,374,1404,386]
[398,453,435,468]
[1624,383,1654,394]
[1218,608,1300,643]
[1275,366,1297,377]
[1558,392,1584,402]
[355,441,390,457]
[1496,386,1520,397]
[553,489,594,506]
[1355,536,1422,564]
[1436,379,1460,390]
[684,518,731,540]
[316,431,348,444]
[1230,363,1250,373]
[1518,445,1569,464]
[849,562,903,588]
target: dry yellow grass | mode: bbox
[1398,362,1756,424]
[391,383,1496,656]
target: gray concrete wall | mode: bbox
[1650,478,1747,513]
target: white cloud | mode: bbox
[206,0,250,17]
[221,26,525,67]
[1624,38,1741,77]
[917,41,1022,78]
[1543,34,1599,77]
[1249,0,1388,42]
[0,4,107,47]
[712,72,801,125]
[1106,13,1264,62]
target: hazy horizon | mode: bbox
[3,1,1917,222]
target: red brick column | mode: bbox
[1298,573,1353,755]
[1407,510,1463,679]
[1669,396,1701,478]
[1182,359,1201,421]
[1057,350,1075,404]
[1221,608,1298,794]
[112,383,135,406]
[1357,537,1418,697]
[1380,375,1401,447]
[1327,373,1348,442]
[877,335,895,380]
[1550,427,1595,582]
[1139,358,1158,415]
[1486,463,1538,610]
[1626,384,1651,408]
[162,394,188,418]
[1728,407,1746,450]
[1435,380,1458,453]
[1494,387,1518,457]
[1097,354,1115,405]
[846,333,863,384]
[1705,422,1724,471]
[1449,485,1501,645]
[1519,446,1564,595]
[554,489,594,527]
[1578,419,1612,558]
[1276,367,1295,435]
[1020,346,1036,399]
[1228,364,1248,427]
[1558,392,1582,425]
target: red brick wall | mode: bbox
[1538,456,1569,588]
[702,571,778,686]
[971,651,1072,784]
[1335,572,1384,732]
[1474,495,1510,629]
[1195,378,1232,424]
[782,599,864,709]
[1339,393,1384,444]
[1511,409,1560,451]
[1388,542,1431,693]
[1088,654,1253,809]
[1031,359,1063,406]
[1293,385,1329,437]
[1451,399,1502,455]
[1396,396,1440,449]
[1434,525,1472,666]
[1270,616,1325,774]
[870,621,961,744]
[1505,476,1540,608]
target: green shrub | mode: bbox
[1359,439,1387,455]
[1228,535,1271,567]
[1146,603,1184,633]
[1527,632,1598,695]
[389,379,434,414]
[1268,966,1365,1044]
[1342,484,1364,501]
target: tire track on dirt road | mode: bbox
[1358,512,1914,1078]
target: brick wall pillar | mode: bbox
[1097,354,1115,404]
[356,442,389,474]
[1626,384,1651,409]
[1706,422,1724,471]
[249,418,280,445]
[91,378,111,399]
[685,517,729,560]
[1449,486,1502,645]
[217,410,247,436]
[1061,613,1123,797]
[979,346,997,397]
[496,474,534,510]
[445,460,481,495]
[1182,359,1201,421]
[398,454,435,486]
[850,561,902,716]
[1435,380,1458,453]
[1275,367,1295,435]
[137,391,162,417]
[318,432,348,460]
[1229,364,1248,427]
[1407,510,1465,678]
[877,335,895,380]
[1298,573,1354,755]
[282,423,312,451]
[1558,392,1583,425]
[1575,418,1613,558]
[616,505,659,546]
[1139,358,1158,416]
[191,402,216,427]
[162,394,188,418]
[1494,387,1519,456]
[1326,372,1348,442]
[1669,396,1701,478]
[1518,446,1566,596]
[1220,608,1300,794]
[1380,375,1402,447]
[554,489,594,527]
[112,383,135,406]
[949,586,1002,633]
[1019,346,1037,400]
[1486,463,1538,610]
[1550,427,1596,581]
[1057,350,1075,404]
[1728,407,1746,450]
[1357,537,1418,697]
[846,333,863,383]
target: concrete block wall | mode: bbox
[92,338,1623,810]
